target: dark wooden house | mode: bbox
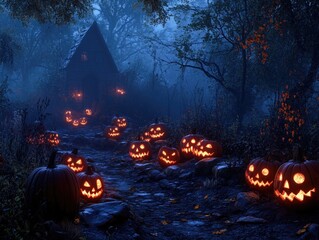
[62,21,121,113]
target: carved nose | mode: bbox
[255,174,259,179]
[92,188,95,192]
[284,180,290,189]
[136,149,139,152]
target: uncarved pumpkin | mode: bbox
[25,151,80,219]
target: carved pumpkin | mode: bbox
[25,151,80,219]
[73,119,79,127]
[140,130,151,142]
[105,126,121,140]
[245,157,280,190]
[274,146,319,205]
[148,122,167,141]
[85,108,92,116]
[112,116,127,130]
[26,120,46,145]
[45,131,60,146]
[158,146,180,167]
[65,115,73,123]
[65,110,72,116]
[180,134,205,159]
[77,166,104,202]
[193,139,222,159]
[129,140,151,160]
[80,117,88,126]
[61,149,87,173]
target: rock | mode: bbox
[179,170,193,179]
[236,216,267,223]
[299,224,319,240]
[235,192,260,210]
[134,163,155,173]
[195,157,223,176]
[159,179,176,190]
[148,169,165,181]
[164,165,181,177]
[80,200,129,227]
[213,163,244,184]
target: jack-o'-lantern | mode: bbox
[274,146,319,206]
[65,115,73,123]
[148,122,167,141]
[45,131,60,146]
[140,130,151,142]
[180,134,205,159]
[158,146,180,167]
[245,157,280,190]
[85,109,92,116]
[77,166,104,202]
[61,149,87,173]
[80,117,88,126]
[65,110,72,116]
[26,120,46,145]
[73,119,79,127]
[129,140,151,160]
[193,139,222,159]
[105,126,121,140]
[112,116,127,129]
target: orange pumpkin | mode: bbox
[61,149,87,173]
[105,126,121,140]
[129,140,151,160]
[148,122,167,141]
[45,131,60,146]
[180,134,204,159]
[193,139,222,159]
[112,116,127,130]
[158,146,180,167]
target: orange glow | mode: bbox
[65,116,73,123]
[275,188,315,202]
[80,117,88,126]
[72,91,83,101]
[116,88,126,95]
[85,109,92,116]
[73,120,79,127]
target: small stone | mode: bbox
[80,200,129,227]
[235,191,260,210]
[236,216,267,223]
[179,170,193,179]
[164,165,181,177]
[159,179,176,190]
[195,157,223,176]
[148,169,165,181]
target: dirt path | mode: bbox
[59,128,319,240]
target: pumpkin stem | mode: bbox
[72,148,78,155]
[86,166,95,175]
[293,144,304,162]
[47,150,57,168]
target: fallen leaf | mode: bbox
[204,195,208,200]
[161,220,169,225]
[169,198,177,204]
[296,224,311,235]
[74,217,80,224]
[194,204,200,210]
[212,229,227,235]
[180,218,188,222]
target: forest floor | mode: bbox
[56,127,319,240]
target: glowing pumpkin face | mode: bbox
[140,130,151,142]
[112,116,127,129]
[45,131,60,146]
[180,134,204,159]
[105,126,121,140]
[193,139,222,159]
[73,120,79,127]
[65,115,73,123]
[61,149,87,173]
[245,158,280,190]
[129,141,151,160]
[148,122,167,141]
[158,146,180,167]
[85,109,92,116]
[274,160,319,205]
[80,117,88,126]
[77,166,104,202]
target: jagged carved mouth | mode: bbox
[181,147,194,154]
[245,173,272,187]
[275,188,316,202]
[130,152,150,159]
[108,133,120,137]
[118,123,127,127]
[193,149,214,158]
[159,156,176,165]
[150,132,165,139]
[69,166,84,172]
[80,189,103,199]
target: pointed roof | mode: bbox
[62,21,118,72]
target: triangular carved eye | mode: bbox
[278,173,283,181]
[96,179,102,189]
[131,144,135,149]
[156,127,161,131]
[162,151,167,156]
[172,152,176,156]
[76,159,82,164]
[182,139,186,143]
[206,144,213,149]
[191,139,196,144]
[67,157,72,163]
[140,144,145,149]
[249,165,254,172]
[84,181,90,187]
